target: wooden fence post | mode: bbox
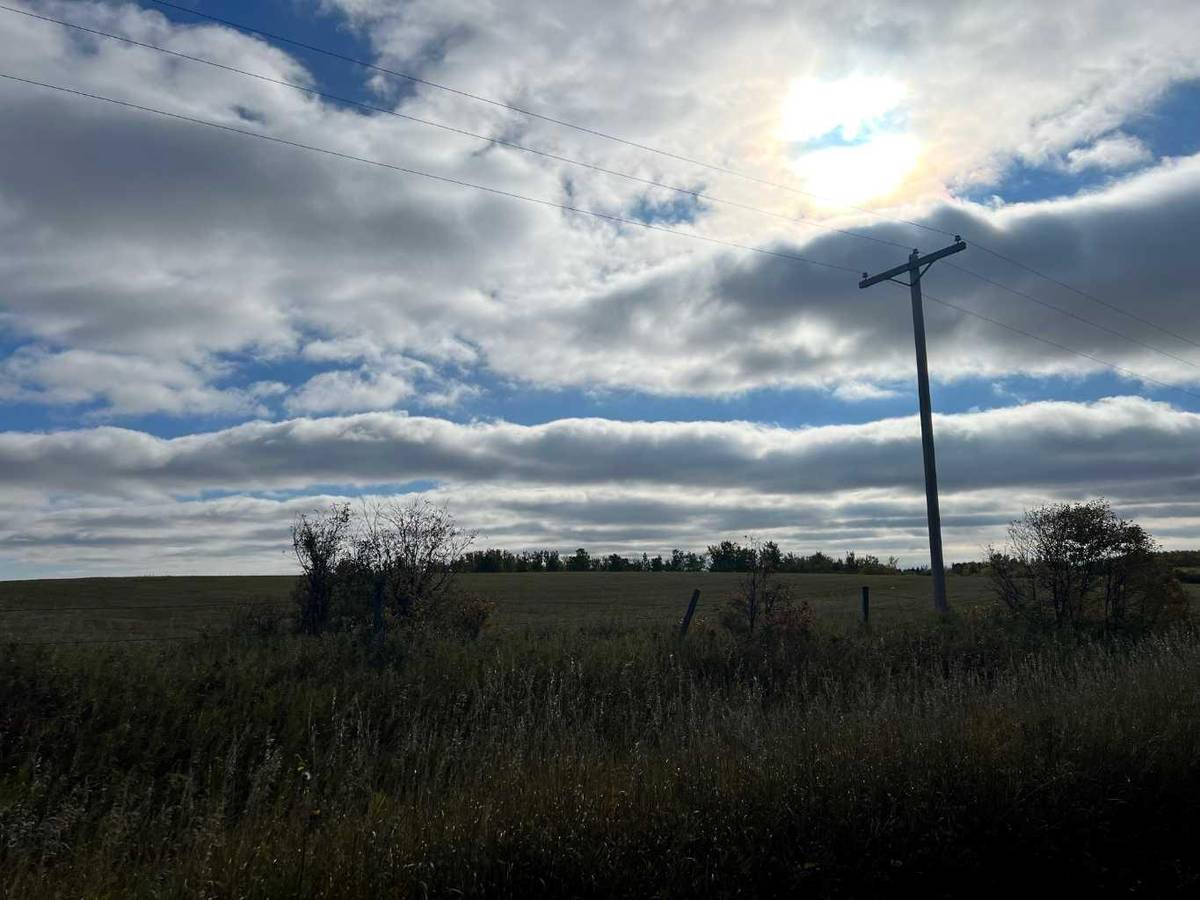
[679,588,701,637]
[861,586,870,625]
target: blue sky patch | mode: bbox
[141,0,383,105]
[960,79,1200,205]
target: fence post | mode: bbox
[679,588,701,637]
[861,586,870,625]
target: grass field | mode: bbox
[2,572,1199,897]
[0,572,1005,643]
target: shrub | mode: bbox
[987,499,1189,631]
[350,499,475,630]
[285,500,476,638]
[422,591,496,640]
[720,539,800,636]
[291,503,352,635]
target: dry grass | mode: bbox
[2,607,1199,897]
[0,572,1008,642]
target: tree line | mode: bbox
[455,542,902,574]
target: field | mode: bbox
[2,573,1200,897]
[0,572,1001,643]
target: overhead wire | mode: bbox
[146,0,946,238]
[944,262,1200,371]
[7,3,1196,364]
[0,3,908,252]
[921,289,1200,401]
[0,71,1195,400]
[969,242,1200,352]
[0,71,862,276]
[143,0,1200,353]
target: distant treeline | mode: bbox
[456,541,902,574]
[457,546,1199,577]
[947,550,1199,580]
[1160,550,1200,583]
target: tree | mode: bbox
[291,503,351,635]
[566,548,591,571]
[988,499,1187,628]
[707,540,757,572]
[604,553,630,572]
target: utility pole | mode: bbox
[859,237,966,614]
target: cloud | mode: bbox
[2,2,1200,573]
[1064,133,1153,173]
[831,382,901,402]
[0,346,283,417]
[0,395,1194,502]
[1,396,1198,574]
[282,355,474,414]
[0,0,1198,417]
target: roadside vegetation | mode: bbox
[0,500,1196,897]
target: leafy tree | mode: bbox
[707,540,757,572]
[988,499,1187,629]
[567,548,592,571]
[604,553,631,572]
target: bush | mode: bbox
[291,503,352,634]
[719,539,810,639]
[284,499,481,639]
[987,499,1189,631]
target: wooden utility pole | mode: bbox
[859,237,966,614]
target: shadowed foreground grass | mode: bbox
[2,616,1200,897]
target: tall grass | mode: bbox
[2,615,1199,897]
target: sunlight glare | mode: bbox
[791,133,923,206]
[777,76,920,205]
[778,76,908,144]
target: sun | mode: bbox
[777,76,921,207]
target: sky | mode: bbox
[0,0,1199,577]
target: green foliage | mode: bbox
[566,547,592,571]
[456,542,903,574]
[3,615,1200,896]
[989,499,1190,632]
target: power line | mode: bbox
[0,4,907,253]
[922,289,1200,401]
[0,71,861,276]
[944,262,1200,371]
[970,242,1200,352]
[15,4,1198,367]
[1,73,1194,401]
[148,0,946,239]
[141,2,1200,355]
